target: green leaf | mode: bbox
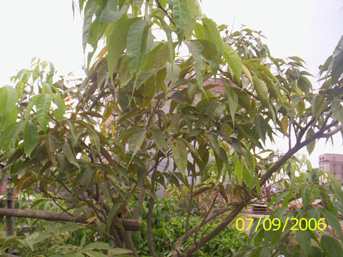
[187,40,204,88]
[108,248,133,256]
[62,142,80,169]
[298,76,312,94]
[63,253,84,257]
[296,232,312,256]
[82,0,97,51]
[88,19,106,49]
[302,187,311,208]
[172,139,188,172]
[84,242,111,250]
[332,36,343,83]
[255,115,267,144]
[320,235,343,257]
[99,1,128,22]
[322,209,343,238]
[224,45,242,83]
[141,43,170,73]
[107,16,136,75]
[0,122,24,152]
[312,95,326,118]
[253,76,269,103]
[31,94,52,129]
[201,18,224,54]
[24,121,38,157]
[83,250,107,257]
[151,128,168,154]
[306,128,315,154]
[128,127,146,158]
[127,18,148,72]
[0,86,18,130]
[280,116,289,135]
[226,88,238,125]
[53,94,65,121]
[332,100,343,123]
[242,163,256,189]
[307,247,323,257]
[173,0,201,39]
[207,133,221,157]
[234,158,243,184]
[78,165,95,189]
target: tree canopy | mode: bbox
[1,1,343,257]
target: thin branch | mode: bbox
[155,0,175,25]
[147,154,161,257]
[321,124,343,138]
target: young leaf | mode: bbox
[253,76,269,103]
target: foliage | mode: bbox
[0,0,343,256]
[0,222,132,257]
[236,157,343,257]
[134,197,247,257]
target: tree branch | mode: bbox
[0,208,140,231]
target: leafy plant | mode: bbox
[0,1,343,257]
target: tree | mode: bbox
[0,0,343,256]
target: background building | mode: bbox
[319,154,343,182]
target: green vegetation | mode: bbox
[1,1,343,256]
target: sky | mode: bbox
[0,0,342,166]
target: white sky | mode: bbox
[0,0,342,166]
